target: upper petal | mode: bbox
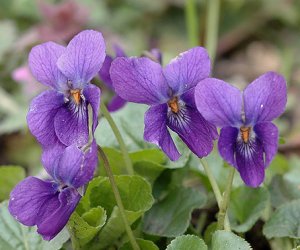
[254,122,279,167]
[163,47,211,95]
[218,126,239,167]
[29,42,67,89]
[243,72,287,124]
[167,102,217,158]
[235,138,265,187]
[110,57,170,105]
[144,104,180,161]
[27,90,64,148]
[57,30,106,88]
[195,78,243,127]
[37,187,81,240]
[53,141,98,188]
[8,177,57,226]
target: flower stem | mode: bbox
[97,145,140,250]
[185,0,199,47]
[199,158,231,231]
[205,0,220,63]
[100,103,134,175]
[217,167,235,231]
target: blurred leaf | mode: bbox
[0,201,69,250]
[68,207,107,248]
[143,187,206,237]
[86,175,154,249]
[211,230,252,250]
[204,222,218,246]
[166,235,208,250]
[265,154,289,183]
[263,200,300,239]
[228,186,269,232]
[120,238,159,250]
[0,166,25,201]
[269,173,300,208]
[0,20,17,62]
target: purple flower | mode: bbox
[8,142,98,240]
[195,72,287,187]
[27,30,105,151]
[110,47,217,160]
[99,46,163,112]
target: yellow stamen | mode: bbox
[70,89,81,105]
[240,127,251,143]
[168,97,179,113]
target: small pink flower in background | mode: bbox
[12,65,46,97]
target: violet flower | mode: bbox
[110,47,217,160]
[99,46,162,112]
[9,141,98,240]
[195,72,287,187]
[27,30,105,152]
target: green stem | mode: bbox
[97,145,140,250]
[217,167,235,231]
[185,0,199,47]
[205,0,220,63]
[199,158,231,231]
[101,103,134,175]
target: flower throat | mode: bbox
[168,96,179,113]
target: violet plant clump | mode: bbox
[110,47,217,161]
[195,72,287,187]
[8,142,98,240]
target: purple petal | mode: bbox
[166,101,217,158]
[9,177,57,226]
[244,72,287,124]
[113,44,126,57]
[37,187,81,240]
[53,141,98,188]
[54,102,88,147]
[83,84,101,132]
[218,127,239,167]
[99,55,113,88]
[107,95,127,112]
[195,78,243,127]
[149,48,162,64]
[111,57,169,105]
[163,47,210,95]
[41,143,66,176]
[144,104,180,161]
[57,30,106,88]
[254,122,278,167]
[236,138,265,187]
[27,90,64,148]
[29,42,67,89]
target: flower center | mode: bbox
[70,89,81,105]
[168,96,179,113]
[240,126,251,143]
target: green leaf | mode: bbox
[0,201,69,250]
[166,235,208,250]
[130,148,166,164]
[211,230,252,250]
[143,187,207,237]
[86,175,154,249]
[68,207,107,248]
[120,238,159,250]
[204,222,218,245]
[263,200,300,239]
[0,166,25,201]
[228,186,269,232]
[269,173,300,208]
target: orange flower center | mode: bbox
[70,89,81,105]
[240,127,251,143]
[168,97,179,113]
